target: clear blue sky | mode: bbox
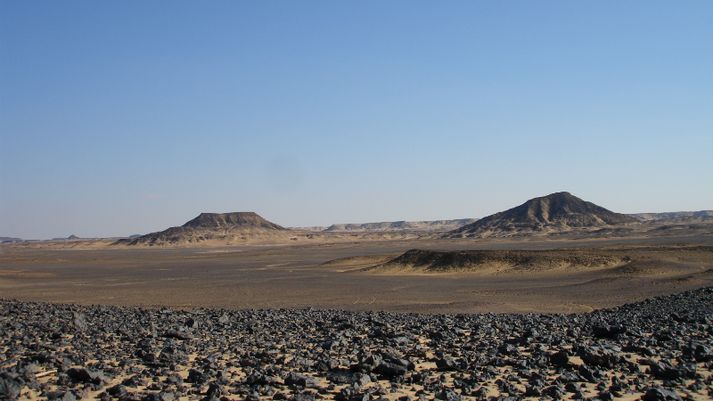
[1,1,712,239]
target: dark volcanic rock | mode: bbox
[72,312,88,331]
[67,367,109,385]
[285,372,320,388]
[549,350,570,368]
[373,354,414,378]
[1,287,711,401]
[0,376,21,400]
[642,387,682,401]
[592,324,626,340]
[649,361,697,381]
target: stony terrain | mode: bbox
[2,288,712,401]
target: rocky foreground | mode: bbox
[1,289,712,401]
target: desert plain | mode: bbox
[1,235,713,313]
[2,193,713,401]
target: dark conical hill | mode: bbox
[447,192,637,238]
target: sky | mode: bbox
[1,1,712,239]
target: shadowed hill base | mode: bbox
[370,249,631,273]
[361,246,713,277]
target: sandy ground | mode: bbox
[2,234,713,313]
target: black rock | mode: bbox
[66,367,109,385]
[285,372,320,388]
[161,330,192,340]
[435,388,461,401]
[352,372,371,387]
[541,385,565,399]
[293,393,316,401]
[184,317,199,329]
[186,368,207,384]
[649,361,697,381]
[1,287,712,401]
[523,385,540,397]
[549,350,570,368]
[592,324,626,340]
[373,354,414,378]
[497,344,517,356]
[336,387,368,401]
[683,343,713,362]
[108,384,129,397]
[47,391,78,401]
[598,390,614,401]
[642,387,682,401]
[577,346,621,368]
[435,356,458,371]
[556,371,581,384]
[0,376,21,401]
[204,383,223,400]
[72,312,89,331]
[142,393,175,401]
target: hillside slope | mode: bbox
[447,192,636,238]
[117,212,288,246]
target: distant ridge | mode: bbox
[324,218,476,233]
[51,234,80,241]
[117,212,286,246]
[447,192,637,238]
[629,210,713,222]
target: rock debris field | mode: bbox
[2,288,712,401]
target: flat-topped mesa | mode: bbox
[448,191,637,238]
[182,212,284,230]
[115,211,286,246]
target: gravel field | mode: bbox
[2,288,712,401]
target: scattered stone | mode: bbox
[66,367,109,385]
[592,324,626,340]
[161,329,192,340]
[549,350,570,368]
[0,287,711,401]
[0,376,21,401]
[642,387,682,401]
[72,312,88,331]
